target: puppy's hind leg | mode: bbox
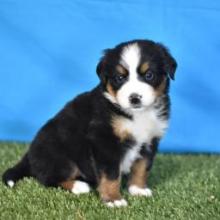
[60,180,90,195]
[59,167,90,195]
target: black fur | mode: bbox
[2,39,177,197]
[3,87,135,186]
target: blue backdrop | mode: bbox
[0,0,220,153]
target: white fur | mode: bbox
[117,43,156,109]
[7,180,15,188]
[104,91,117,104]
[120,143,142,174]
[120,108,168,174]
[128,185,152,197]
[106,199,128,208]
[71,180,90,194]
[120,43,140,71]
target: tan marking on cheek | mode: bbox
[111,116,132,142]
[116,65,128,75]
[156,78,167,96]
[129,158,148,188]
[140,62,150,74]
[98,173,121,201]
[106,82,117,98]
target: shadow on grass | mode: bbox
[148,154,181,188]
[120,154,181,190]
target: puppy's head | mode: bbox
[97,40,177,111]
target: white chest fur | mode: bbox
[117,108,168,174]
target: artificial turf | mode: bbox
[0,142,219,220]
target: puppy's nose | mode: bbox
[129,93,142,105]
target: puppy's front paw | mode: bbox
[128,185,152,197]
[105,199,128,208]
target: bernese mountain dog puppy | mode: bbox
[2,39,177,207]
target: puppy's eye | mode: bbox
[115,74,127,83]
[144,71,154,81]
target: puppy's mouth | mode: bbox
[130,104,143,109]
[126,103,147,112]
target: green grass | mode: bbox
[0,143,220,220]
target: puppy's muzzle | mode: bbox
[129,93,142,108]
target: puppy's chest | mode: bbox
[113,110,167,144]
[112,109,168,174]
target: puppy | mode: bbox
[2,39,177,207]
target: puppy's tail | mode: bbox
[2,153,31,187]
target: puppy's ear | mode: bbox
[156,43,177,80]
[96,49,111,84]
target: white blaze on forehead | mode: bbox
[120,43,140,73]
